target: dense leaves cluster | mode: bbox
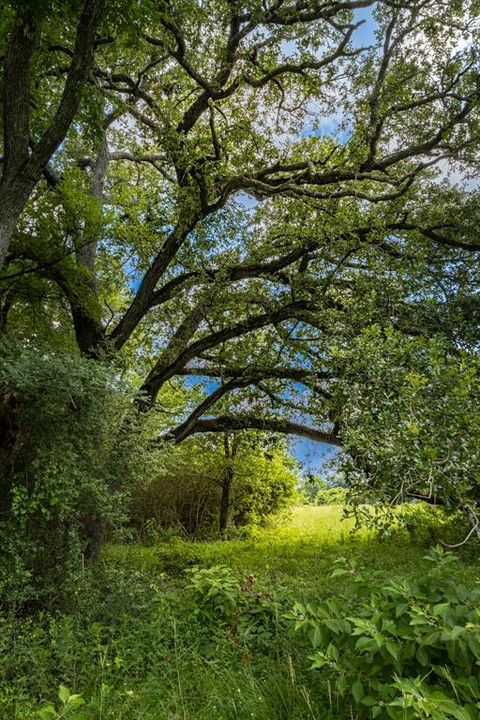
[291,546,480,719]
[334,329,480,536]
[0,341,143,608]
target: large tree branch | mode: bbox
[243,21,364,88]
[149,243,317,308]
[169,378,249,443]
[140,300,314,402]
[170,364,334,443]
[163,414,341,445]
[108,201,314,352]
[29,0,105,174]
[245,0,373,26]
[0,0,105,269]
[108,214,202,351]
[392,223,480,252]
[176,365,331,384]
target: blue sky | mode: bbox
[292,437,338,475]
[353,6,377,48]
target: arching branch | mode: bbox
[163,414,341,445]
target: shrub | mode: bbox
[130,436,297,538]
[0,341,146,609]
[37,686,85,720]
[289,546,480,719]
[315,486,347,506]
[186,564,283,647]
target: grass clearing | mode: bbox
[106,505,474,599]
[2,506,479,719]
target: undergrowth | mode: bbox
[0,507,478,720]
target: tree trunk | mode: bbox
[219,433,238,538]
[0,183,32,267]
[219,467,232,537]
[0,0,105,269]
[0,391,24,519]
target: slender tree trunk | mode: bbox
[76,132,109,294]
[219,467,232,536]
[83,516,104,561]
[219,434,238,538]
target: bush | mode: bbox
[315,486,347,506]
[186,564,284,648]
[289,546,480,719]
[129,441,220,538]
[0,341,146,609]
[129,436,297,538]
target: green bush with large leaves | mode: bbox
[289,546,480,719]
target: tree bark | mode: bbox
[166,414,341,446]
[0,0,105,269]
[76,132,109,295]
[0,391,24,519]
[219,468,232,537]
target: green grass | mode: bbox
[1,506,479,720]
[105,505,475,599]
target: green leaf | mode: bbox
[386,642,400,661]
[395,603,408,618]
[416,646,429,666]
[68,694,84,710]
[361,696,378,707]
[356,636,375,651]
[37,705,56,720]
[58,685,70,704]
[309,625,322,649]
[331,568,349,578]
[352,679,364,702]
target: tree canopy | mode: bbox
[1,0,480,547]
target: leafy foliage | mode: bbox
[1,508,478,720]
[37,686,85,720]
[186,564,282,648]
[129,435,297,538]
[333,328,480,535]
[290,546,480,719]
[315,486,348,506]
[0,341,147,609]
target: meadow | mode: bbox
[1,506,478,720]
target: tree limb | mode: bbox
[163,414,341,445]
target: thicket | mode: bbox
[0,341,146,609]
[0,341,298,609]
[130,437,297,539]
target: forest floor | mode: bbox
[2,506,478,720]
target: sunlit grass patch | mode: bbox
[105,504,474,600]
